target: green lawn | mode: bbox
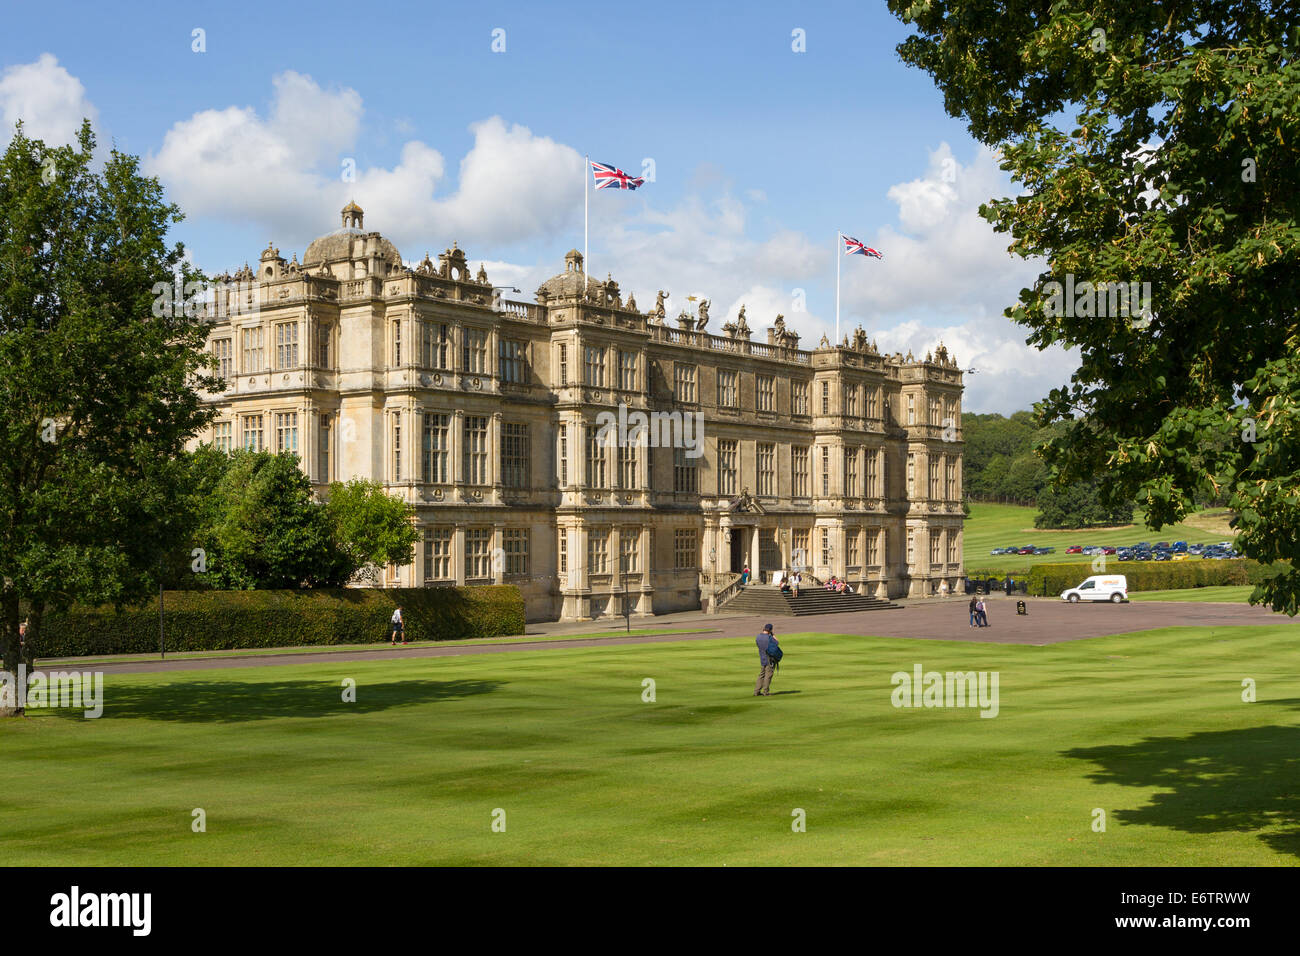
[3,623,1299,865]
[965,502,1236,573]
[1129,586,1256,603]
[45,628,714,667]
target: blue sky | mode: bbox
[1,0,1079,413]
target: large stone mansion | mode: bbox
[194,203,966,621]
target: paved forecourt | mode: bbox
[71,596,1293,675]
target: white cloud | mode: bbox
[0,54,98,148]
[146,71,362,237]
[837,143,1078,413]
[143,70,1071,413]
[269,70,362,166]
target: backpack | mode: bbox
[765,636,783,665]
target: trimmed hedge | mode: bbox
[1024,559,1279,597]
[34,586,525,658]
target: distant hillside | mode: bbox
[962,412,1132,527]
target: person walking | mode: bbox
[390,606,405,645]
[968,596,978,628]
[753,623,780,696]
[792,571,801,598]
[740,563,751,586]
[976,597,989,628]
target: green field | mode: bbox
[4,623,1298,865]
[1128,586,1256,604]
[45,628,713,668]
[964,503,1236,573]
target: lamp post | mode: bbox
[492,285,522,310]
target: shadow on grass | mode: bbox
[1063,705,1300,859]
[81,677,505,723]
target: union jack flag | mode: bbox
[591,161,645,190]
[842,234,883,258]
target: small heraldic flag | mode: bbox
[842,234,883,258]
[591,160,645,190]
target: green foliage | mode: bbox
[962,412,1136,521]
[0,121,218,679]
[179,450,416,591]
[1035,480,1135,528]
[201,450,345,589]
[890,2,1300,612]
[38,586,525,657]
[324,478,420,583]
[1024,559,1280,598]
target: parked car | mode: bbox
[1173,541,1188,552]
[1155,542,1170,550]
[1171,552,1190,561]
[1035,547,1055,555]
[1152,551,1172,561]
[1061,574,1129,603]
[1102,546,1117,554]
[1117,551,1134,561]
[1018,547,1036,555]
[1065,545,1083,554]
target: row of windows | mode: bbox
[216,413,959,502]
[212,321,530,382]
[421,527,511,582]
[218,328,959,432]
[419,522,956,586]
[212,413,300,454]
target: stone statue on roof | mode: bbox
[654,289,669,320]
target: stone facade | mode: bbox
[193,205,965,622]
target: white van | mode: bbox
[1061,575,1129,603]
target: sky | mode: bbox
[0,0,1081,414]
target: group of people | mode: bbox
[969,596,990,628]
[775,571,855,596]
[778,570,803,596]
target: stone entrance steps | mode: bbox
[724,585,903,617]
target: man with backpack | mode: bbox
[753,623,782,696]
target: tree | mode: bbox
[890,2,1300,610]
[0,123,217,705]
[1035,480,1135,529]
[324,478,420,584]
[183,452,417,589]
[198,451,345,589]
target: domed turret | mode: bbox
[303,203,403,272]
[536,249,606,302]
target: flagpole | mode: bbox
[835,232,841,344]
[584,154,589,281]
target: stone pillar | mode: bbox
[452,409,465,484]
[492,522,504,585]
[453,526,466,586]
